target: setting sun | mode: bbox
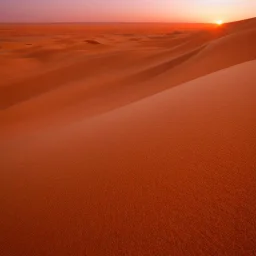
[216,20,223,25]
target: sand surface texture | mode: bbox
[1,18,256,255]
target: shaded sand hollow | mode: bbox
[1,18,256,255]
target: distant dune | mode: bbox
[1,18,256,256]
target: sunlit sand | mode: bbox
[1,18,256,255]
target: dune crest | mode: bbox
[1,18,256,256]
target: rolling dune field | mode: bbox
[1,18,256,255]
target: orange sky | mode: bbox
[0,0,255,23]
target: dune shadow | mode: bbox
[84,40,101,45]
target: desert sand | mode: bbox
[1,18,256,255]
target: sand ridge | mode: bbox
[1,18,256,256]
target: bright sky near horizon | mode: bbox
[0,0,255,23]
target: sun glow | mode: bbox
[216,20,223,25]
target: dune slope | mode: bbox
[1,18,256,256]
[2,60,256,255]
[2,19,256,137]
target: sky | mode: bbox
[0,0,255,23]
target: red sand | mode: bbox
[1,18,256,255]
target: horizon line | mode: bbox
[0,16,254,25]
[0,21,214,24]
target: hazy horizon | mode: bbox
[0,18,254,25]
[0,0,255,23]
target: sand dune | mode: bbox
[2,18,255,133]
[1,18,256,255]
[2,60,256,255]
[224,17,256,34]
